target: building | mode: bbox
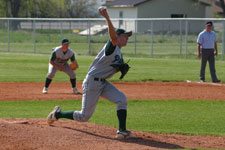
[105,0,214,18]
[214,0,224,17]
[104,0,215,33]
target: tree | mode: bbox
[219,0,225,17]
[10,0,22,17]
[0,0,99,18]
[1,0,23,17]
[66,0,99,18]
[0,0,7,17]
[4,0,24,29]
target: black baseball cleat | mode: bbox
[116,130,136,139]
[213,80,221,83]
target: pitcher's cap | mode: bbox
[115,28,132,37]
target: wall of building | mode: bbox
[107,7,137,18]
[106,0,213,33]
[137,0,207,18]
[136,0,209,33]
[205,5,214,18]
[107,7,137,31]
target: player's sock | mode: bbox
[55,111,74,120]
[45,78,52,88]
[117,109,127,132]
[70,78,76,88]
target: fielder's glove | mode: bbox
[110,61,130,80]
[69,63,78,71]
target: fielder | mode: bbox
[42,38,81,94]
[46,7,134,139]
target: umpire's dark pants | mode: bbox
[200,48,218,81]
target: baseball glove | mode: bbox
[110,62,130,80]
[69,63,78,71]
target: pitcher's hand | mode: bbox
[98,7,108,18]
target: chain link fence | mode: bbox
[0,18,225,59]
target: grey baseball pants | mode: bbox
[200,48,218,81]
[47,63,76,79]
[73,75,127,122]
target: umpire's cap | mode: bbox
[206,21,213,26]
[116,28,132,37]
[61,38,70,44]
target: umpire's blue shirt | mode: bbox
[197,29,217,49]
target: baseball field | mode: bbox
[1,52,225,150]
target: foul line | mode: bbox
[186,80,225,87]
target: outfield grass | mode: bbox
[0,99,225,136]
[0,29,224,59]
[1,52,225,82]
[0,42,224,58]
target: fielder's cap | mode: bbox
[116,28,132,37]
[61,38,69,44]
[206,21,213,26]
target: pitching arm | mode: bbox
[99,7,117,46]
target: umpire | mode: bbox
[197,21,220,83]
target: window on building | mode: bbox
[171,14,187,18]
[119,11,123,27]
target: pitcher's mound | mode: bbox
[0,118,225,150]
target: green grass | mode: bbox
[0,99,225,136]
[1,52,225,82]
[0,29,224,59]
[0,41,224,58]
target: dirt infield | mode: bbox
[1,118,225,150]
[1,81,225,149]
[1,81,225,101]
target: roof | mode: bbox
[197,0,213,6]
[104,0,213,7]
[104,0,149,7]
